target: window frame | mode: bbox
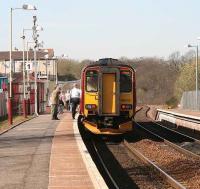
[85,70,99,92]
[120,70,132,93]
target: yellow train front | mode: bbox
[79,58,136,135]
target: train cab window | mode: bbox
[120,71,132,92]
[86,70,98,92]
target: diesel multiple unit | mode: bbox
[79,58,136,134]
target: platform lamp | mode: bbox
[187,44,199,110]
[26,41,34,115]
[8,4,36,125]
[44,52,50,106]
[32,16,44,116]
[52,56,58,85]
[21,28,33,118]
[22,28,42,117]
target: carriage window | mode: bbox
[120,71,132,92]
[86,70,98,92]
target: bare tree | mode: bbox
[168,51,183,72]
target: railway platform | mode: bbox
[48,113,107,189]
[155,108,200,131]
[0,112,107,189]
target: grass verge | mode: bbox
[0,115,34,134]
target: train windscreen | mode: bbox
[86,70,98,92]
[120,71,132,92]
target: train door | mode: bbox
[99,68,120,115]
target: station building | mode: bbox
[0,49,56,117]
[0,49,56,80]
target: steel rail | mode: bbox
[148,116,200,145]
[124,140,186,189]
[91,140,120,189]
[134,121,200,159]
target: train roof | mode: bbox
[85,58,135,70]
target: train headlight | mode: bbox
[121,104,132,110]
[85,104,97,110]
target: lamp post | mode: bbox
[52,56,58,85]
[32,16,43,116]
[3,61,7,76]
[44,53,49,79]
[8,4,37,124]
[188,44,199,110]
[22,29,35,117]
[26,41,34,115]
[44,53,50,106]
[55,58,58,85]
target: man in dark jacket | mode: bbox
[50,86,61,120]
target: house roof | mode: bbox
[0,49,54,61]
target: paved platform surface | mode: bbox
[0,114,58,189]
[48,113,94,189]
[0,112,107,189]
[48,113,107,189]
[170,109,200,118]
[158,108,200,120]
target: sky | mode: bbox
[1,0,200,61]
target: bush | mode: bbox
[165,97,178,108]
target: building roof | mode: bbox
[0,49,54,61]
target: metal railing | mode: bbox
[180,91,200,110]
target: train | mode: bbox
[79,58,136,135]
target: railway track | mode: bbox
[158,120,200,141]
[124,139,185,189]
[135,120,200,159]
[132,106,200,188]
[146,107,200,143]
[79,121,175,188]
[91,139,120,189]
[78,121,123,189]
[124,130,200,189]
[136,106,200,158]
[78,106,200,188]
[106,138,174,189]
[149,118,200,154]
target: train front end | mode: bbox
[79,58,136,135]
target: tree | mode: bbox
[168,51,183,73]
[174,61,197,100]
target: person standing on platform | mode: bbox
[65,90,70,111]
[50,86,61,120]
[58,91,65,114]
[70,83,81,119]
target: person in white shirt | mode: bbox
[70,83,81,119]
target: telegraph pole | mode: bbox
[21,34,27,118]
[33,16,38,116]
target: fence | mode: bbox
[0,92,7,119]
[12,82,46,115]
[180,90,200,110]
